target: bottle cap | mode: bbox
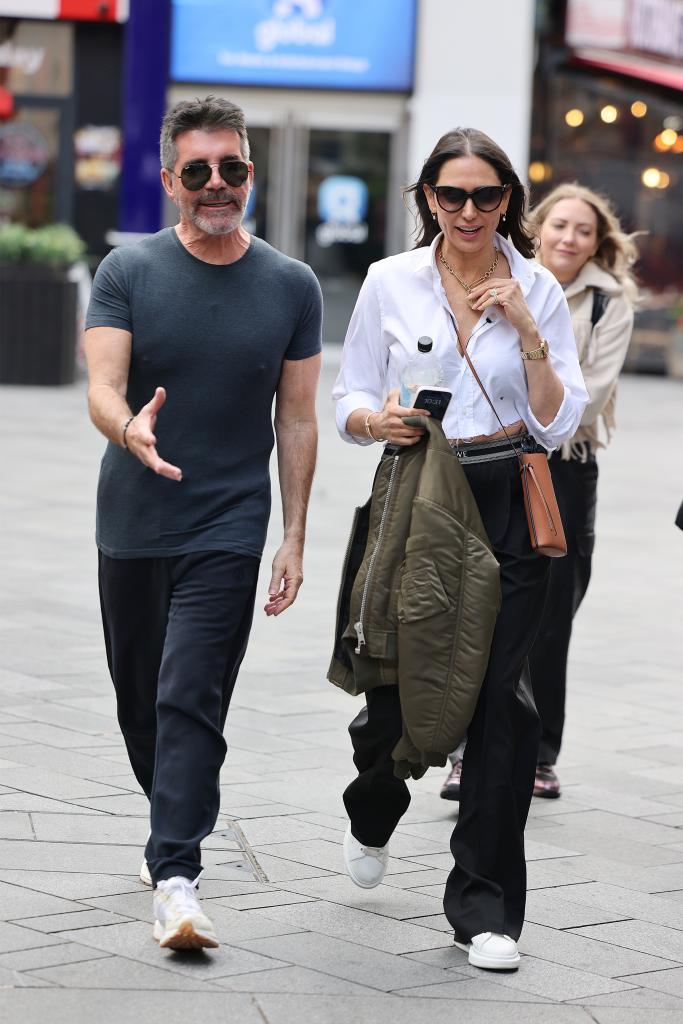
[417,336,433,353]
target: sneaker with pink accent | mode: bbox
[534,763,561,799]
[152,875,218,950]
[440,759,463,801]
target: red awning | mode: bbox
[572,47,683,91]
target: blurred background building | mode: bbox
[0,0,681,369]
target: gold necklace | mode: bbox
[438,245,500,294]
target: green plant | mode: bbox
[0,223,31,263]
[0,222,86,267]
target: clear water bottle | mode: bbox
[399,336,444,407]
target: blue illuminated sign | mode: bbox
[171,0,417,91]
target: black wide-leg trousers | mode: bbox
[343,455,549,941]
[529,452,598,766]
[98,549,259,884]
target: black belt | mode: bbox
[448,433,542,463]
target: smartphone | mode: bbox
[413,386,453,422]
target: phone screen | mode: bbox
[413,387,452,422]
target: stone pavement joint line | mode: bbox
[0,369,682,1024]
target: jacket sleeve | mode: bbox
[332,266,389,445]
[579,293,634,427]
[523,278,589,451]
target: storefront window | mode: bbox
[530,69,683,372]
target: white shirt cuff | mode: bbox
[524,386,583,451]
[335,390,383,445]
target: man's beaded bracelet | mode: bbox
[122,416,135,449]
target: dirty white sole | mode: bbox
[153,916,219,950]
[140,859,152,886]
[454,939,520,971]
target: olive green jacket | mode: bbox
[328,417,501,779]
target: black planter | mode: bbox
[0,264,78,385]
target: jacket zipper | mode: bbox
[354,454,400,653]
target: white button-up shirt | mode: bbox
[333,232,588,450]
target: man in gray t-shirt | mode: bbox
[85,97,322,951]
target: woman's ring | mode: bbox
[490,288,498,303]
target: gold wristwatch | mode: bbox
[520,338,549,360]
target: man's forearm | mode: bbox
[275,418,318,541]
[88,383,133,448]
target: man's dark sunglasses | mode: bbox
[173,158,250,191]
[430,183,509,213]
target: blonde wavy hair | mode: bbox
[530,183,639,300]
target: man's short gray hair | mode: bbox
[160,95,250,170]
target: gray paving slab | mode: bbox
[213,890,317,910]
[588,1010,683,1024]
[272,874,443,919]
[524,889,631,929]
[571,920,683,963]
[28,954,229,989]
[0,869,141,900]
[245,900,451,954]
[0,880,85,921]
[0,764,128,801]
[519,921,679,976]
[0,921,62,954]
[0,839,142,874]
[447,955,636,1002]
[570,987,683,1010]
[0,990,265,1024]
[216,964,380,994]
[58,918,293,980]
[0,792,106,814]
[393,976,555,1001]
[19,908,133,933]
[233,930,463,992]
[533,882,683,931]
[0,941,111,971]
[617,967,683,998]
[253,992,596,1024]
[0,810,34,839]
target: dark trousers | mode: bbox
[343,455,549,941]
[529,452,598,765]
[98,549,259,883]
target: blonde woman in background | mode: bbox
[440,183,638,803]
[527,183,638,798]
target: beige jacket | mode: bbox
[560,260,634,459]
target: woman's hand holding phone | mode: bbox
[368,388,430,446]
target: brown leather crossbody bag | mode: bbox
[455,326,567,558]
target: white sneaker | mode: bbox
[152,875,218,950]
[140,830,152,886]
[454,931,520,971]
[342,824,389,888]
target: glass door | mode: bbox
[304,129,391,344]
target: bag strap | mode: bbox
[590,288,609,328]
[451,318,525,469]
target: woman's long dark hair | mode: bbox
[405,128,536,258]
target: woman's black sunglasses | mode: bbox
[430,183,509,213]
[172,158,250,191]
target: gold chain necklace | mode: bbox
[438,245,500,294]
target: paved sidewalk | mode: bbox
[0,361,682,1024]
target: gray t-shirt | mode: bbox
[86,229,322,559]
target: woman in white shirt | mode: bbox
[527,184,637,799]
[333,128,587,971]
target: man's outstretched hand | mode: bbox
[124,387,182,482]
[264,539,304,616]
